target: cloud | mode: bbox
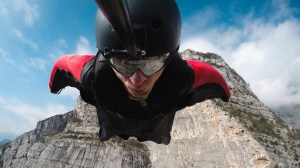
[182,6,220,34]
[13,0,39,26]
[0,96,71,135]
[60,87,80,99]
[180,37,219,55]
[75,36,95,54]
[0,47,15,65]
[12,28,38,50]
[1,53,49,73]
[48,39,70,62]
[1,38,68,73]
[57,39,68,48]
[0,2,9,21]
[0,0,39,26]
[24,57,48,71]
[12,36,93,73]
[181,0,300,108]
[270,0,294,21]
[231,19,300,108]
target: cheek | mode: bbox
[113,68,125,80]
[113,69,128,85]
[148,70,163,85]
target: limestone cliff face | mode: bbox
[0,102,150,168]
[1,49,299,168]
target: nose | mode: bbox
[129,69,147,86]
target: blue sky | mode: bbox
[0,0,300,140]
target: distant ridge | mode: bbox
[0,139,11,146]
[0,132,16,142]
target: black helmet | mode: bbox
[95,0,181,58]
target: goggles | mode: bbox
[108,54,170,77]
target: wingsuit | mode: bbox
[48,0,230,145]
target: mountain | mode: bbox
[0,132,17,142]
[272,104,300,129]
[1,49,299,168]
[0,139,10,147]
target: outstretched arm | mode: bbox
[49,55,94,93]
[185,60,230,105]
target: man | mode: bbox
[49,0,230,145]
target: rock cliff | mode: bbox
[1,49,299,168]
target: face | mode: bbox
[113,68,164,98]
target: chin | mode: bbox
[130,90,150,98]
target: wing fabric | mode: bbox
[49,55,94,93]
[186,60,230,103]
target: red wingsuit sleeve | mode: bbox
[49,54,94,93]
[186,60,230,101]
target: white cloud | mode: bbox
[0,52,49,72]
[271,0,293,21]
[181,0,300,108]
[25,57,48,71]
[13,0,39,26]
[0,116,28,137]
[232,42,265,64]
[58,39,68,48]
[180,37,219,54]
[0,47,15,65]
[48,39,69,61]
[12,28,38,50]
[75,36,94,54]
[231,19,300,108]
[0,33,65,72]
[0,96,71,135]
[60,87,80,99]
[0,0,39,26]
[0,2,9,21]
[182,6,220,34]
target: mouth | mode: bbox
[132,88,146,93]
[130,87,149,96]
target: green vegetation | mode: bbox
[110,137,149,152]
[229,109,242,118]
[248,116,281,139]
[220,103,282,139]
[70,117,83,124]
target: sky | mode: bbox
[0,0,300,140]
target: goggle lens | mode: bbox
[109,54,169,76]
